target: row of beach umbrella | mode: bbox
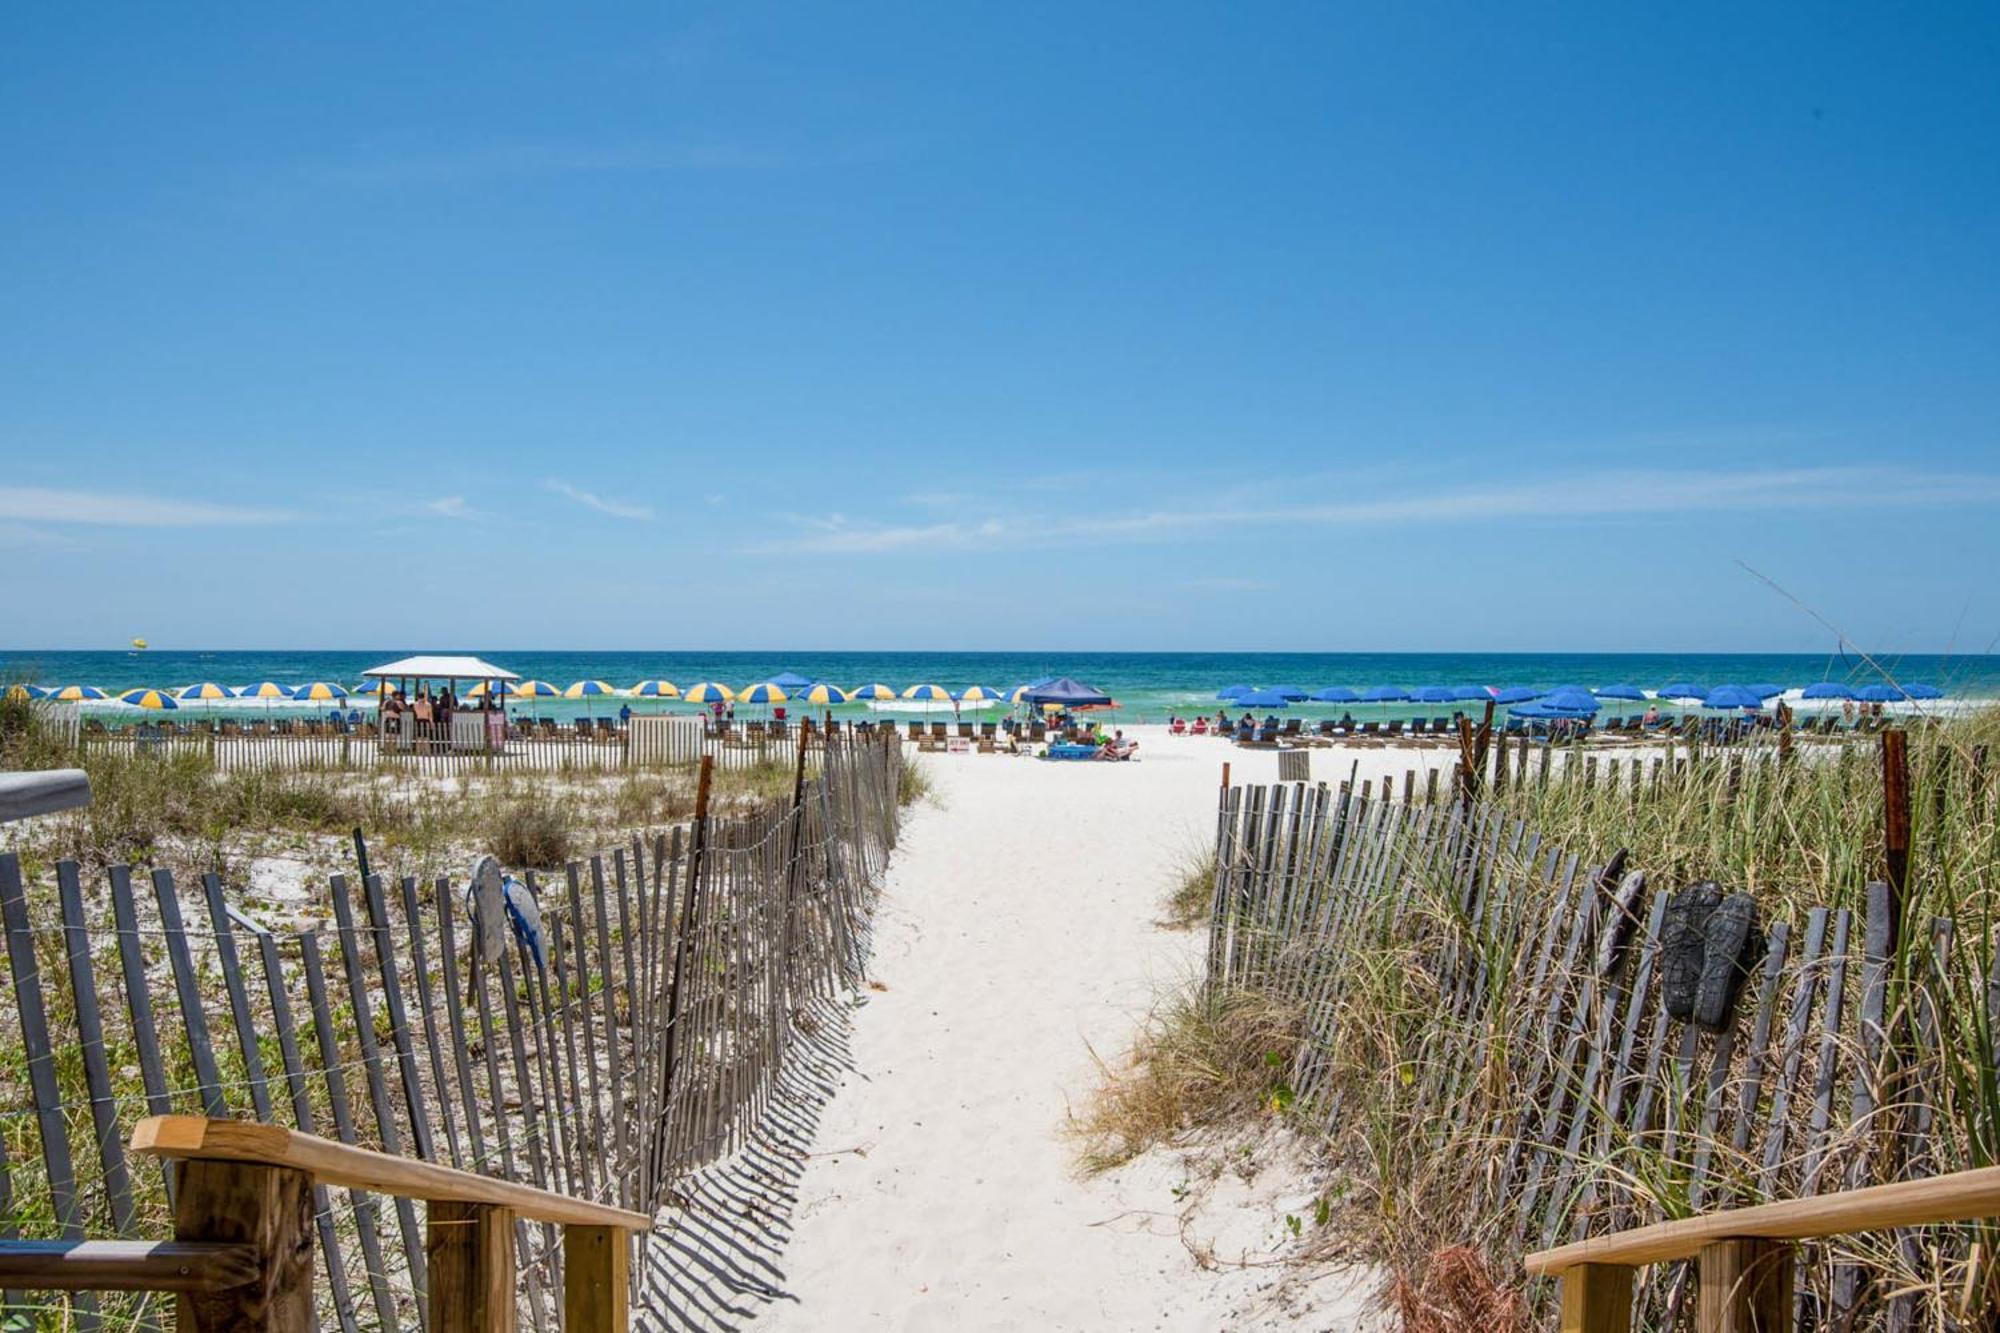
[7,677,1079,709]
[1216,680,1945,710]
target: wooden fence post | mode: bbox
[427,1200,517,1332]
[173,1159,315,1332]
[1881,729,1910,954]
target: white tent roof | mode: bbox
[361,655,520,681]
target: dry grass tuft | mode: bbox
[1162,842,1217,930]
[1074,985,1302,1172]
[1391,1246,1526,1333]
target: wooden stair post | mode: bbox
[1557,1262,1631,1332]
[172,1159,315,1332]
[1696,1238,1792,1332]
[564,1225,631,1331]
[427,1200,517,1332]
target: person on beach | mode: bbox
[619,702,632,724]
[1643,704,1660,725]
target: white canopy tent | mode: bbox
[361,655,519,752]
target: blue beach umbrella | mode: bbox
[1704,685,1764,710]
[1541,688,1601,714]
[1216,684,1255,700]
[1903,683,1944,700]
[1853,684,1902,703]
[1266,684,1309,701]
[1800,682,1852,700]
[1745,683,1785,699]
[1452,686,1492,702]
[1492,686,1542,705]
[1593,684,1646,701]
[1233,689,1291,708]
[1361,686,1409,702]
[1311,686,1359,703]
[1413,686,1458,704]
[1658,682,1706,703]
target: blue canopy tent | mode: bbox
[765,670,815,690]
[1800,682,1852,700]
[1311,686,1359,703]
[1704,685,1765,710]
[1023,677,1113,707]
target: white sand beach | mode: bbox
[755,728,1445,1332]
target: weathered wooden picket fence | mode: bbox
[1207,776,1993,1329]
[74,716,834,777]
[0,729,903,1328]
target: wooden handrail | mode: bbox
[1525,1162,2000,1273]
[132,1116,653,1232]
[1531,1164,2000,1331]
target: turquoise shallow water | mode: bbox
[4,648,1993,726]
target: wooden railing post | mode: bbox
[563,1225,630,1330]
[427,1200,516,1332]
[1696,1238,1792,1332]
[173,1159,315,1332]
[1557,1263,1632,1332]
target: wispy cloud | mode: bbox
[0,487,292,526]
[425,496,478,520]
[544,479,654,521]
[746,467,2000,555]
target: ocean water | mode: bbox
[4,648,1993,726]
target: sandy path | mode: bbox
[756,731,1431,1331]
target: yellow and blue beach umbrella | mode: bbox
[118,688,179,710]
[957,685,1005,703]
[738,683,788,705]
[682,682,735,704]
[52,685,109,701]
[512,680,562,698]
[564,680,618,699]
[801,683,851,705]
[850,683,896,701]
[460,680,509,698]
[352,680,396,697]
[177,682,231,702]
[901,684,952,702]
[631,680,680,698]
[292,682,349,702]
[5,684,47,701]
[237,681,291,700]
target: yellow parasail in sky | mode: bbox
[130,637,148,651]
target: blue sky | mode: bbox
[3,3,1998,653]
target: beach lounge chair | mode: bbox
[1384,721,1404,739]
[957,722,974,739]
[1190,718,1209,735]
[980,721,997,738]
[1282,718,1302,737]
[929,722,948,741]
[1029,722,1047,742]
[1170,718,1187,735]
[904,721,922,741]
